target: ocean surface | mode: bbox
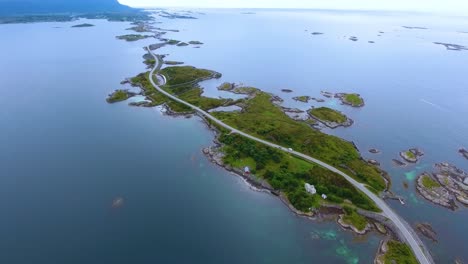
[0,8,467,263]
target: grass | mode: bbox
[71,23,94,28]
[107,90,130,103]
[212,93,386,204]
[116,34,152,42]
[421,174,440,189]
[218,133,380,212]
[308,107,347,123]
[343,93,364,106]
[342,206,368,231]
[383,241,418,264]
[293,96,310,103]
[166,39,181,45]
[405,151,416,159]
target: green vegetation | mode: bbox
[164,61,184,65]
[188,40,204,45]
[166,39,181,45]
[218,133,380,212]
[342,206,368,231]
[116,34,152,42]
[421,175,440,189]
[343,93,364,106]
[129,64,385,213]
[177,42,189,46]
[383,241,418,264]
[308,107,347,123]
[293,96,310,103]
[71,23,94,27]
[405,151,415,159]
[212,92,386,198]
[106,90,132,103]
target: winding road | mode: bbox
[146,47,433,264]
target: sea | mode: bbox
[1,8,467,263]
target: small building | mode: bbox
[321,194,327,200]
[244,166,250,175]
[305,183,316,195]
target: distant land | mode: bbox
[0,0,131,15]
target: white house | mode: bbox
[321,194,327,200]
[305,183,316,195]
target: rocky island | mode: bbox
[71,23,94,28]
[399,148,424,163]
[335,93,365,107]
[307,107,353,128]
[459,148,468,160]
[106,89,137,103]
[416,163,468,210]
[292,95,310,103]
[116,34,153,42]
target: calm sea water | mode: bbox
[153,9,468,263]
[0,16,383,264]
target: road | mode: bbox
[146,47,432,264]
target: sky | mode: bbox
[118,0,468,15]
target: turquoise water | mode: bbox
[0,16,382,264]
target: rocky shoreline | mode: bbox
[416,163,468,210]
[399,148,424,163]
[459,148,468,160]
[307,107,354,129]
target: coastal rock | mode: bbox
[434,163,468,205]
[349,36,358,41]
[337,214,370,235]
[311,97,325,102]
[311,32,324,35]
[416,172,456,210]
[368,159,381,166]
[148,43,166,50]
[399,148,424,163]
[281,89,293,93]
[106,89,137,103]
[335,93,365,107]
[392,159,406,166]
[292,96,311,103]
[415,222,438,242]
[459,148,468,160]
[369,148,380,154]
[320,91,334,98]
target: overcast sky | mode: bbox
[118,0,468,15]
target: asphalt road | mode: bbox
[147,47,432,264]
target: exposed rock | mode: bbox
[459,148,468,160]
[281,89,293,93]
[349,36,358,41]
[337,214,370,235]
[402,26,428,30]
[369,148,381,154]
[392,159,406,166]
[415,222,438,242]
[399,148,424,163]
[368,159,381,166]
[311,97,325,102]
[292,96,311,103]
[311,32,324,35]
[416,172,456,210]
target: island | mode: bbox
[399,148,424,163]
[292,95,310,103]
[188,40,204,45]
[106,89,137,103]
[335,93,365,107]
[311,32,324,35]
[307,107,353,128]
[281,89,293,93]
[369,148,380,154]
[349,36,358,41]
[416,163,468,210]
[176,42,189,47]
[71,23,94,28]
[116,34,153,42]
